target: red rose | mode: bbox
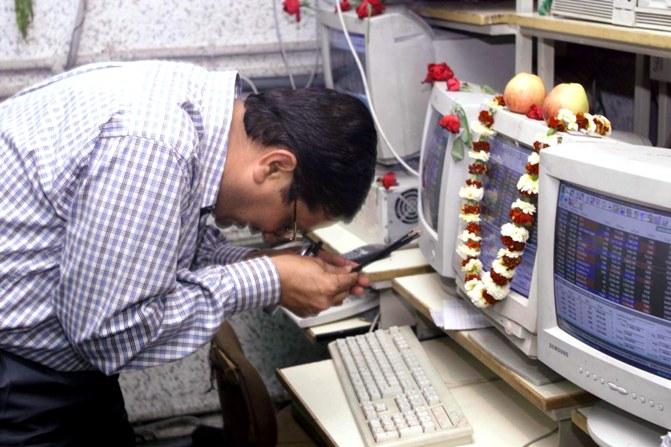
[337,0,352,11]
[438,114,460,133]
[478,110,494,127]
[283,0,301,22]
[378,171,397,190]
[423,63,454,83]
[447,77,461,92]
[356,0,385,19]
[526,104,543,120]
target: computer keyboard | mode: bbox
[329,326,472,446]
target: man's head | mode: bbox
[244,87,376,217]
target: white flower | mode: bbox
[459,185,484,201]
[482,272,511,300]
[487,98,504,110]
[464,278,481,292]
[466,282,489,308]
[459,213,481,223]
[511,199,536,214]
[456,244,480,259]
[468,150,490,162]
[593,115,612,136]
[527,151,540,166]
[497,248,524,259]
[536,132,560,147]
[501,222,530,243]
[517,174,539,195]
[581,112,597,134]
[458,230,481,243]
[557,108,576,124]
[461,258,483,273]
[472,122,495,138]
[492,259,515,278]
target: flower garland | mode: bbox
[455,97,548,308]
[455,97,612,308]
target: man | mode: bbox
[0,61,377,446]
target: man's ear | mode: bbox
[252,148,297,184]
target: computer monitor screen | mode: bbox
[479,134,539,298]
[420,108,450,232]
[554,182,671,379]
[327,28,368,107]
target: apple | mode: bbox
[503,73,546,114]
[543,83,589,121]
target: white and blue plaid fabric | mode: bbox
[0,61,280,374]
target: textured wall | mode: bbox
[1,0,321,97]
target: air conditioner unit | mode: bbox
[345,169,418,245]
[551,0,671,32]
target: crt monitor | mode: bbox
[537,142,671,430]
[418,85,492,280]
[318,5,434,163]
[452,108,636,357]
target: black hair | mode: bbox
[243,87,377,220]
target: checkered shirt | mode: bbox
[0,61,280,374]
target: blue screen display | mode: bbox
[479,134,538,297]
[554,182,671,379]
[420,108,450,232]
[328,29,368,107]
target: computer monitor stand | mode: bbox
[586,401,665,447]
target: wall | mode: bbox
[1,0,322,98]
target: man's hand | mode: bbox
[271,254,370,317]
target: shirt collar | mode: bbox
[197,71,240,211]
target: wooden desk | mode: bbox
[392,273,595,416]
[277,337,559,447]
[416,1,516,36]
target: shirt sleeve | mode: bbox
[55,135,280,374]
[193,225,257,267]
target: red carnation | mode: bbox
[576,112,589,130]
[465,179,483,188]
[462,204,481,214]
[525,162,539,177]
[490,270,510,286]
[466,222,481,235]
[378,171,397,190]
[510,208,535,227]
[447,77,461,92]
[465,273,481,282]
[468,162,488,175]
[501,255,522,269]
[439,114,460,133]
[482,290,497,305]
[501,236,525,252]
[547,116,566,132]
[526,104,543,120]
[479,110,494,127]
[472,141,490,152]
[532,141,549,153]
[283,0,301,22]
[494,95,506,107]
[423,63,454,83]
[338,0,352,11]
[465,240,481,250]
[356,0,385,19]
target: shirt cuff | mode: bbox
[213,244,256,264]
[224,256,280,314]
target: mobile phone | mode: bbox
[348,230,420,272]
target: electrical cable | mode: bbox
[64,0,87,71]
[271,0,297,90]
[521,427,559,447]
[239,73,259,94]
[334,1,419,176]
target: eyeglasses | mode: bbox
[276,199,299,242]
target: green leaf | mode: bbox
[15,0,33,39]
[454,104,473,147]
[481,85,498,95]
[451,137,465,162]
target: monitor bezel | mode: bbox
[538,141,671,429]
